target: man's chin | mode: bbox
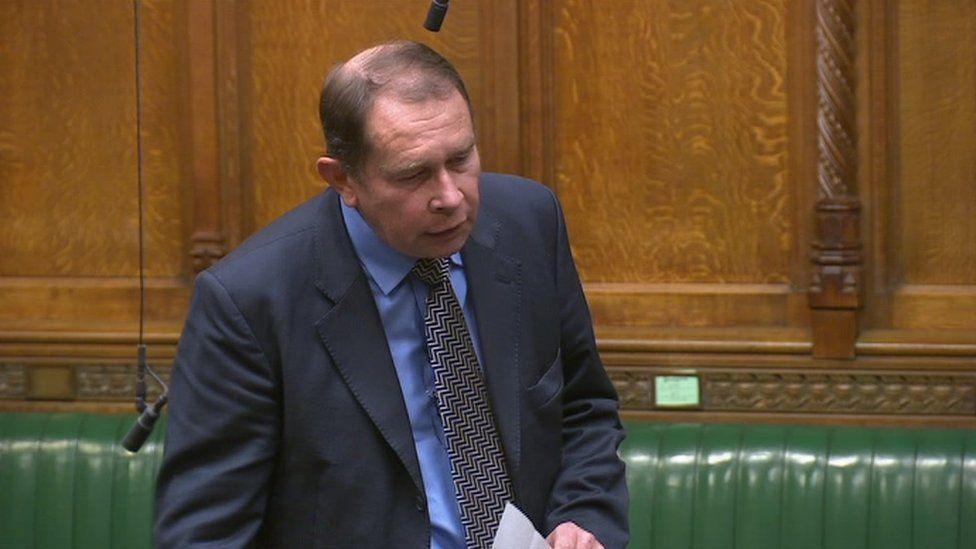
[418,232,470,259]
[422,243,465,259]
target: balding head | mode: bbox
[319,40,473,177]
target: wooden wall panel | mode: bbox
[550,0,792,286]
[885,0,976,332]
[0,0,139,277]
[0,0,185,279]
[895,1,976,286]
[542,0,805,334]
[0,0,189,332]
[238,0,519,234]
[140,0,190,279]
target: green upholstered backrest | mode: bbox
[621,422,976,549]
[1,414,975,549]
[0,413,165,549]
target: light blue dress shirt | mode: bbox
[341,201,484,549]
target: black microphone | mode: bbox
[135,343,147,412]
[423,0,449,32]
[122,393,167,453]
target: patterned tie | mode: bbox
[412,257,516,548]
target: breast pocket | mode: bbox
[526,351,564,409]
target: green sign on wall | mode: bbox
[654,375,700,408]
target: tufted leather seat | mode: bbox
[0,413,164,548]
[622,422,976,549]
[1,413,974,548]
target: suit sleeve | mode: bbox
[543,190,630,548]
[154,269,280,548]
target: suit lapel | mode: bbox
[312,191,423,493]
[462,209,523,479]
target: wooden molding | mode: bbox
[5,357,975,422]
[76,363,170,400]
[609,366,976,416]
[189,229,227,272]
[477,0,521,174]
[0,401,137,414]
[213,0,245,252]
[608,370,655,411]
[0,362,170,401]
[621,410,976,429]
[0,364,27,398]
[815,0,857,200]
[186,0,227,272]
[705,370,974,415]
[517,0,555,187]
[810,0,862,359]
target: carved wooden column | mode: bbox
[809,0,861,358]
[187,0,227,272]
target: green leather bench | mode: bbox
[1,413,974,548]
[622,422,976,549]
[0,413,165,548]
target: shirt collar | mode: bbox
[340,200,463,295]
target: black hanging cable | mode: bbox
[123,0,168,453]
[134,0,147,415]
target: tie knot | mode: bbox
[412,257,451,286]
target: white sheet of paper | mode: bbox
[491,502,550,549]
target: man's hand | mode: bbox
[546,522,604,549]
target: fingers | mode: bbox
[546,522,604,549]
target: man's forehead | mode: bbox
[364,91,473,150]
[365,99,477,173]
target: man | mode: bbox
[155,40,628,548]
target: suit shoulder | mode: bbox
[206,192,333,287]
[476,173,563,264]
[480,172,554,202]
[479,172,558,219]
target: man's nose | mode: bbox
[428,168,463,212]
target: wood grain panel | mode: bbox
[876,0,976,335]
[0,0,185,279]
[0,277,189,327]
[894,0,976,286]
[550,0,791,284]
[240,0,512,233]
[140,0,189,278]
[585,282,796,328]
[891,286,976,331]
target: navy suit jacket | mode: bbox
[154,173,629,548]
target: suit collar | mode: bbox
[312,190,364,304]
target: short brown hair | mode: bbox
[319,40,473,177]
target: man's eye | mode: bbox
[448,153,470,167]
[397,170,425,182]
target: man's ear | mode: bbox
[316,156,359,208]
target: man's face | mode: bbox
[324,89,480,259]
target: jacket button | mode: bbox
[415,495,425,511]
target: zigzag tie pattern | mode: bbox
[413,257,515,548]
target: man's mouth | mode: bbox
[428,221,464,237]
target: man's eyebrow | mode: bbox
[384,158,426,176]
[451,140,476,157]
[384,140,476,175]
